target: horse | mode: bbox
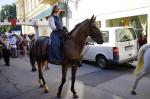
[29,15,103,98]
[131,44,150,95]
[29,37,49,72]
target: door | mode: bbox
[116,28,137,61]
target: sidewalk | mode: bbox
[0,58,150,99]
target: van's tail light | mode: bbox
[113,47,119,60]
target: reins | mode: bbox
[80,40,95,58]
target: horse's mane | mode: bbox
[69,19,89,35]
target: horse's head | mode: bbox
[88,15,103,44]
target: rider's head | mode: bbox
[51,5,60,15]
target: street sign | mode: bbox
[10,19,16,27]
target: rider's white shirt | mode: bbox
[48,13,64,31]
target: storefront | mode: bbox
[68,0,150,43]
[16,0,68,36]
[106,14,148,37]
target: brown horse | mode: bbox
[29,15,103,98]
[29,37,49,72]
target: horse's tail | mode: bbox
[134,44,150,76]
[29,40,36,69]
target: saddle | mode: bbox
[48,29,69,65]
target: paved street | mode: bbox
[0,57,150,99]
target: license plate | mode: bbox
[125,46,133,51]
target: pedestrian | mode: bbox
[9,34,17,58]
[0,42,2,59]
[16,35,22,55]
[48,5,67,65]
[22,34,30,56]
[30,34,35,42]
[138,32,147,49]
[0,36,3,59]
[1,34,11,66]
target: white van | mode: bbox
[83,26,138,68]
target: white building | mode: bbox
[68,0,150,43]
[16,0,66,36]
[16,0,150,43]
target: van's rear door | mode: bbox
[116,28,137,62]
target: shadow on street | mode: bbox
[82,60,135,71]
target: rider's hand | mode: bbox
[56,27,63,31]
[63,27,68,33]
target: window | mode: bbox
[101,31,109,43]
[116,28,136,42]
[86,31,109,44]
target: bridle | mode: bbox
[88,20,97,38]
[81,20,97,57]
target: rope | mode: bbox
[80,41,95,57]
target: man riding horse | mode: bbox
[48,5,67,65]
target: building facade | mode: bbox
[68,0,150,43]
[16,0,150,43]
[16,0,66,36]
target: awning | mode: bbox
[35,8,52,19]
[35,2,72,19]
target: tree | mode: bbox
[0,3,16,33]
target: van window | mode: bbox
[116,28,136,42]
[86,30,109,43]
[102,31,109,43]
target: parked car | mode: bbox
[83,26,138,68]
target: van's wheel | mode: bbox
[96,55,107,69]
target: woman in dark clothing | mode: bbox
[0,35,10,66]
[138,32,147,49]
[48,5,67,65]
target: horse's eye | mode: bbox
[92,26,97,28]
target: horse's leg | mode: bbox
[40,62,48,93]
[31,64,37,72]
[38,62,44,88]
[131,71,148,95]
[30,49,37,72]
[45,61,50,70]
[57,64,68,98]
[71,65,79,98]
[31,60,37,72]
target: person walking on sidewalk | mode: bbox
[1,34,11,66]
[22,34,30,56]
[138,32,147,50]
[9,34,17,58]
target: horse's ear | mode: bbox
[94,16,96,21]
[91,15,96,22]
[91,15,94,20]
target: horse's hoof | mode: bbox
[40,85,44,88]
[45,67,50,70]
[73,94,79,98]
[57,93,61,98]
[44,89,49,93]
[31,68,37,72]
[131,90,136,95]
